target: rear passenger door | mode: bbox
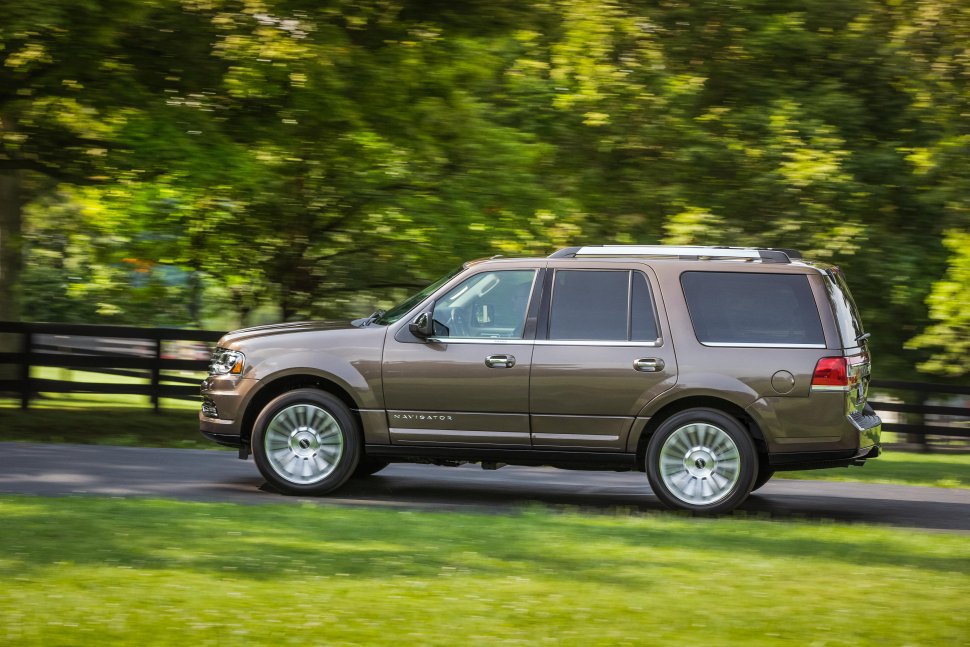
[529,265,677,451]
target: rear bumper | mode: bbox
[770,410,881,471]
[769,443,881,471]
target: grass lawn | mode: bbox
[780,449,970,489]
[0,496,967,646]
[0,408,211,449]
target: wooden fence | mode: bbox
[0,321,222,412]
[1,322,968,438]
[869,380,970,441]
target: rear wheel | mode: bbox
[646,408,757,514]
[252,389,360,495]
[751,463,775,492]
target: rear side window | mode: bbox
[681,272,824,346]
[549,270,659,342]
[824,270,865,347]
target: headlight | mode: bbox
[209,348,245,375]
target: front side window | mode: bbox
[431,270,536,339]
[549,270,660,342]
[681,271,824,346]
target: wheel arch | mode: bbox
[239,372,362,458]
[632,395,767,470]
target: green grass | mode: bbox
[0,408,213,449]
[780,449,970,489]
[0,496,967,646]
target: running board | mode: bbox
[364,445,638,470]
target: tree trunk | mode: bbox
[0,169,23,322]
[0,169,23,381]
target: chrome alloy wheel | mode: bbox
[658,422,741,506]
[263,404,345,484]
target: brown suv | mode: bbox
[200,245,881,513]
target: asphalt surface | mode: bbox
[1,442,968,531]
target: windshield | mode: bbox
[375,265,464,325]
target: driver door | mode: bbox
[382,267,540,447]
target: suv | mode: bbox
[200,245,881,513]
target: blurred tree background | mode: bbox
[1,0,967,379]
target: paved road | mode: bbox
[1,442,968,531]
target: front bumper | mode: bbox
[199,374,257,455]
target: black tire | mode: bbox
[352,457,390,478]
[251,389,361,495]
[751,463,774,492]
[645,408,757,514]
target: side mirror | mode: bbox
[408,311,434,339]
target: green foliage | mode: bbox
[907,230,970,376]
[1,0,967,376]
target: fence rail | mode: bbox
[869,379,970,441]
[0,321,223,411]
[1,322,969,438]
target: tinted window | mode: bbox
[631,272,659,341]
[550,270,629,341]
[431,270,536,338]
[681,272,824,346]
[824,270,865,347]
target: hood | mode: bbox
[219,320,357,346]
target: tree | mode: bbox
[907,231,970,377]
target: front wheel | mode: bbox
[252,389,361,495]
[646,408,757,514]
[352,457,390,478]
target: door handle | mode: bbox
[634,358,665,372]
[485,354,516,369]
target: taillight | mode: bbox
[812,357,848,387]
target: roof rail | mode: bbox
[548,245,800,264]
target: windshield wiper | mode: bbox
[856,332,871,343]
[351,310,386,328]
[363,309,385,326]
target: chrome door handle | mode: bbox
[485,354,516,369]
[634,358,664,372]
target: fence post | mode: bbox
[151,337,161,414]
[918,394,930,453]
[19,330,31,409]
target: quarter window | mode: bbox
[549,270,660,342]
[631,272,659,341]
[681,272,824,346]
[431,270,536,339]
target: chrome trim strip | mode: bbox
[426,337,530,344]
[532,433,620,442]
[424,338,663,347]
[389,428,531,440]
[701,342,827,349]
[531,414,632,420]
[811,385,850,392]
[535,339,662,347]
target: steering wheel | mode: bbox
[448,308,469,337]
